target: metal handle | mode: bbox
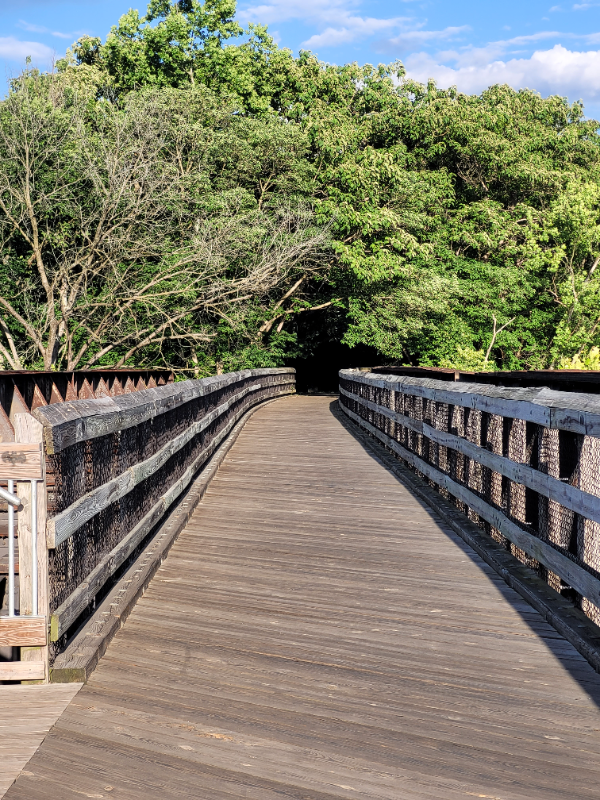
[7,480,15,616]
[0,485,20,507]
[31,480,37,616]
[4,480,40,618]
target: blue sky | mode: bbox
[1,0,600,117]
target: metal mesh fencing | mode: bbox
[339,371,600,627]
[40,369,294,659]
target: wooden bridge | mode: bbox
[3,370,600,799]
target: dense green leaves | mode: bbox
[4,0,600,373]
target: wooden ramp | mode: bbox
[5,395,600,800]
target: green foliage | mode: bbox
[5,0,600,374]
[559,346,600,370]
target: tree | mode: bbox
[0,72,330,372]
[20,1,600,372]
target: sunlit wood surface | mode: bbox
[0,684,81,798]
[5,395,600,799]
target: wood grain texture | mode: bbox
[341,368,600,435]
[0,445,42,480]
[0,617,46,646]
[0,684,81,798]
[14,413,49,681]
[0,661,45,681]
[341,401,600,606]
[7,395,600,800]
[46,383,262,547]
[34,369,295,453]
[340,385,600,525]
[50,396,285,680]
[48,388,294,640]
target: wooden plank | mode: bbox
[50,396,284,674]
[46,383,263,547]
[34,369,295,453]
[8,395,600,800]
[50,502,167,640]
[0,683,81,797]
[341,369,600,436]
[0,616,46,646]
[340,402,600,606]
[49,387,294,636]
[340,386,600,526]
[0,660,45,680]
[15,412,49,683]
[0,444,43,480]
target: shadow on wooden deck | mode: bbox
[333,399,600,709]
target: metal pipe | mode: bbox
[31,480,38,616]
[0,486,21,507]
[7,479,14,617]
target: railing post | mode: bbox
[15,413,48,683]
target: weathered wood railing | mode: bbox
[339,368,600,625]
[0,368,294,682]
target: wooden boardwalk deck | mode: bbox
[5,395,600,799]
[0,684,81,797]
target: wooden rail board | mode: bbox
[0,617,46,647]
[340,385,600,525]
[0,445,42,480]
[0,661,45,681]
[6,396,600,799]
[340,402,600,606]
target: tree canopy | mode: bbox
[1,0,599,374]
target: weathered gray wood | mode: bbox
[341,401,600,606]
[340,368,600,435]
[50,501,168,641]
[339,386,424,434]
[338,400,600,674]
[50,395,284,676]
[0,684,81,798]
[340,385,600,526]
[14,413,49,683]
[35,369,295,453]
[46,383,263,547]
[10,395,600,800]
[48,386,294,637]
[47,471,134,548]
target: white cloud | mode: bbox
[240,0,409,48]
[240,0,361,26]
[404,44,600,103]
[386,25,470,47]
[304,17,406,49]
[17,20,73,40]
[238,0,600,116]
[0,36,54,62]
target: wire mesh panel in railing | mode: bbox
[339,368,600,626]
[31,368,295,662]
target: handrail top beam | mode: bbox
[340,368,600,436]
[33,368,295,454]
